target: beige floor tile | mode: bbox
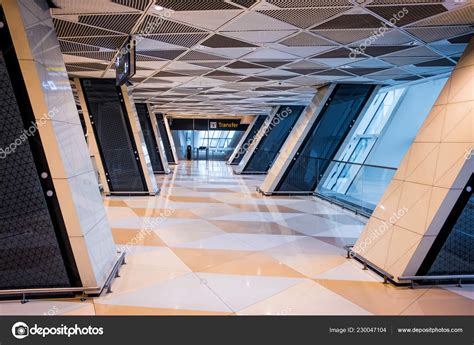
[131,208,199,218]
[208,220,303,235]
[94,304,233,315]
[315,279,428,315]
[112,228,166,247]
[171,248,254,272]
[203,252,306,278]
[400,287,474,315]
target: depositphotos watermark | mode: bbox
[11,321,103,339]
[465,147,473,160]
[234,107,293,159]
[351,206,409,256]
[118,208,175,254]
[349,7,408,59]
[0,107,58,160]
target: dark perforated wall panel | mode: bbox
[135,103,164,173]
[276,85,375,192]
[155,113,175,164]
[81,79,147,193]
[231,115,267,165]
[243,106,304,174]
[420,175,473,276]
[0,53,72,289]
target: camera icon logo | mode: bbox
[12,322,29,339]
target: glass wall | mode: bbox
[135,103,164,173]
[172,129,243,161]
[231,115,267,165]
[155,113,176,164]
[243,106,305,174]
[276,85,375,191]
[316,77,448,214]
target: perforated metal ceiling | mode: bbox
[52,0,473,116]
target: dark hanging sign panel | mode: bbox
[0,14,80,290]
[115,36,136,86]
[231,115,267,165]
[276,84,376,192]
[242,106,305,174]
[135,103,165,174]
[169,118,248,131]
[155,113,175,164]
[80,78,148,194]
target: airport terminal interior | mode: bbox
[0,0,472,315]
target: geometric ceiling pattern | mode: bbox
[52,0,473,116]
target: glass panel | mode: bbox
[317,161,396,214]
[315,87,408,213]
[155,113,175,163]
[425,178,473,276]
[244,106,304,173]
[277,85,375,191]
[135,103,164,173]
[231,115,267,165]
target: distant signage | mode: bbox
[169,119,248,131]
[209,120,240,130]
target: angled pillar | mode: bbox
[0,0,117,291]
[77,78,159,196]
[228,115,268,166]
[234,105,305,175]
[147,104,171,174]
[259,85,334,194]
[135,103,170,174]
[270,84,377,193]
[155,112,179,165]
[353,39,474,281]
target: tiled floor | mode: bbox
[1,161,473,316]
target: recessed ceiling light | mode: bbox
[154,5,164,11]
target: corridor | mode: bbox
[1,161,472,316]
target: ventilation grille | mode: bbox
[313,47,352,58]
[79,14,142,34]
[406,26,473,43]
[53,18,118,37]
[267,0,352,7]
[145,33,209,47]
[112,0,151,11]
[411,6,473,27]
[179,50,229,61]
[138,16,206,34]
[139,49,186,60]
[231,0,258,8]
[202,34,258,48]
[154,0,240,11]
[65,51,116,61]
[59,40,100,52]
[280,32,334,46]
[258,8,350,29]
[367,5,448,26]
[314,14,383,29]
[311,29,375,44]
[65,36,128,50]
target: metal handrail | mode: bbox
[399,275,474,281]
[399,274,474,288]
[0,252,126,302]
[345,246,474,287]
